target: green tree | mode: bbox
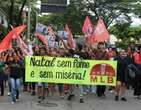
[39,0,89,34]
[85,0,140,27]
[132,2,141,17]
[110,24,141,48]
[0,0,38,39]
[0,0,38,27]
[39,0,141,34]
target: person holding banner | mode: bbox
[37,47,48,103]
[57,48,66,98]
[84,46,96,93]
[94,42,109,98]
[114,49,132,101]
[67,44,85,103]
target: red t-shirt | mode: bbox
[108,51,114,59]
[133,52,141,64]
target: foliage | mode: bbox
[39,0,141,35]
[110,24,141,48]
[0,0,38,26]
[0,0,38,39]
[0,26,8,40]
[39,0,90,34]
[85,0,140,27]
[132,2,141,17]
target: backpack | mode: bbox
[128,67,136,78]
[125,64,138,83]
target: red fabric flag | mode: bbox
[82,16,94,37]
[12,25,27,39]
[65,24,76,49]
[82,16,95,45]
[0,25,27,52]
[93,17,110,42]
[0,32,12,52]
[35,32,48,47]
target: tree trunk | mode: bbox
[17,0,27,25]
[9,0,15,27]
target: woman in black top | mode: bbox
[9,54,21,104]
[114,50,132,101]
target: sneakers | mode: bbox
[38,96,45,103]
[102,94,106,98]
[115,96,119,101]
[134,96,141,100]
[115,96,127,101]
[79,98,84,103]
[16,98,19,102]
[67,94,75,101]
[60,95,64,99]
[11,101,15,104]
[110,90,114,94]
[83,92,87,95]
[31,91,36,96]
[64,91,68,95]
[7,92,11,96]
[121,97,127,101]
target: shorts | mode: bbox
[58,84,64,92]
[37,82,48,88]
[117,73,126,83]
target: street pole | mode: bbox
[27,1,31,41]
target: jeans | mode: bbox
[83,85,89,93]
[91,85,97,93]
[68,85,83,99]
[58,84,64,93]
[10,78,20,102]
[8,78,11,93]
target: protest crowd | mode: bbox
[0,16,141,105]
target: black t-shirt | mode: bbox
[115,56,132,75]
[7,61,21,79]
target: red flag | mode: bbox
[65,24,76,49]
[0,25,27,52]
[82,16,95,45]
[35,32,48,47]
[93,17,110,42]
[82,16,94,37]
[0,32,12,52]
[12,25,27,39]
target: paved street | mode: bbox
[0,88,141,110]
